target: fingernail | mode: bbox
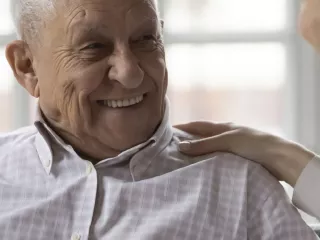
[179,141,191,151]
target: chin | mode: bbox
[93,118,159,151]
[92,97,164,149]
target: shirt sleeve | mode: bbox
[293,155,320,221]
[247,164,319,240]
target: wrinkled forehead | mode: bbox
[55,0,159,34]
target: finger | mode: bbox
[178,134,232,156]
[174,121,233,137]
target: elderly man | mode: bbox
[0,0,317,239]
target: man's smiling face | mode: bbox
[31,0,167,158]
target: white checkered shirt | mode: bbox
[0,103,318,240]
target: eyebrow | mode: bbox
[130,16,160,34]
[68,23,112,43]
[69,21,109,34]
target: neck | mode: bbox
[44,116,122,161]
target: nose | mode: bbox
[108,44,144,89]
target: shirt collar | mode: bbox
[34,97,173,173]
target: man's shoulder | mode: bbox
[171,127,279,186]
[173,127,287,203]
[172,128,257,165]
[0,125,38,151]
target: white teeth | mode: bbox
[117,100,123,107]
[101,95,144,108]
[123,99,129,107]
[130,98,135,105]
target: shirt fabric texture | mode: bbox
[0,100,317,240]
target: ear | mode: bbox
[160,19,164,31]
[5,40,40,98]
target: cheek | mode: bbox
[53,64,107,116]
[66,63,108,95]
[140,52,167,89]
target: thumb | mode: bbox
[178,134,231,156]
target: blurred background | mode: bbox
[1,0,320,225]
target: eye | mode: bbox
[131,33,160,51]
[137,34,156,42]
[83,42,105,50]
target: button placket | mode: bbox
[73,161,98,240]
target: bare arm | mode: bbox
[175,121,315,186]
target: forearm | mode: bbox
[262,138,315,187]
[269,140,315,187]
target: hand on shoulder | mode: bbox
[175,121,315,186]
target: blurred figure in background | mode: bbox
[177,0,320,221]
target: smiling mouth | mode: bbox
[97,95,145,108]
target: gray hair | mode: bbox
[10,0,56,42]
[11,0,159,43]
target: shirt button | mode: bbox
[45,159,51,168]
[71,233,81,240]
[86,162,94,175]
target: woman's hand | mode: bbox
[175,121,315,186]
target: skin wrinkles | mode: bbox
[50,49,82,127]
[65,0,157,43]
[7,0,166,162]
[52,47,74,73]
[49,41,112,150]
[51,88,92,146]
[65,1,121,35]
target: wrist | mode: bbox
[281,142,314,186]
